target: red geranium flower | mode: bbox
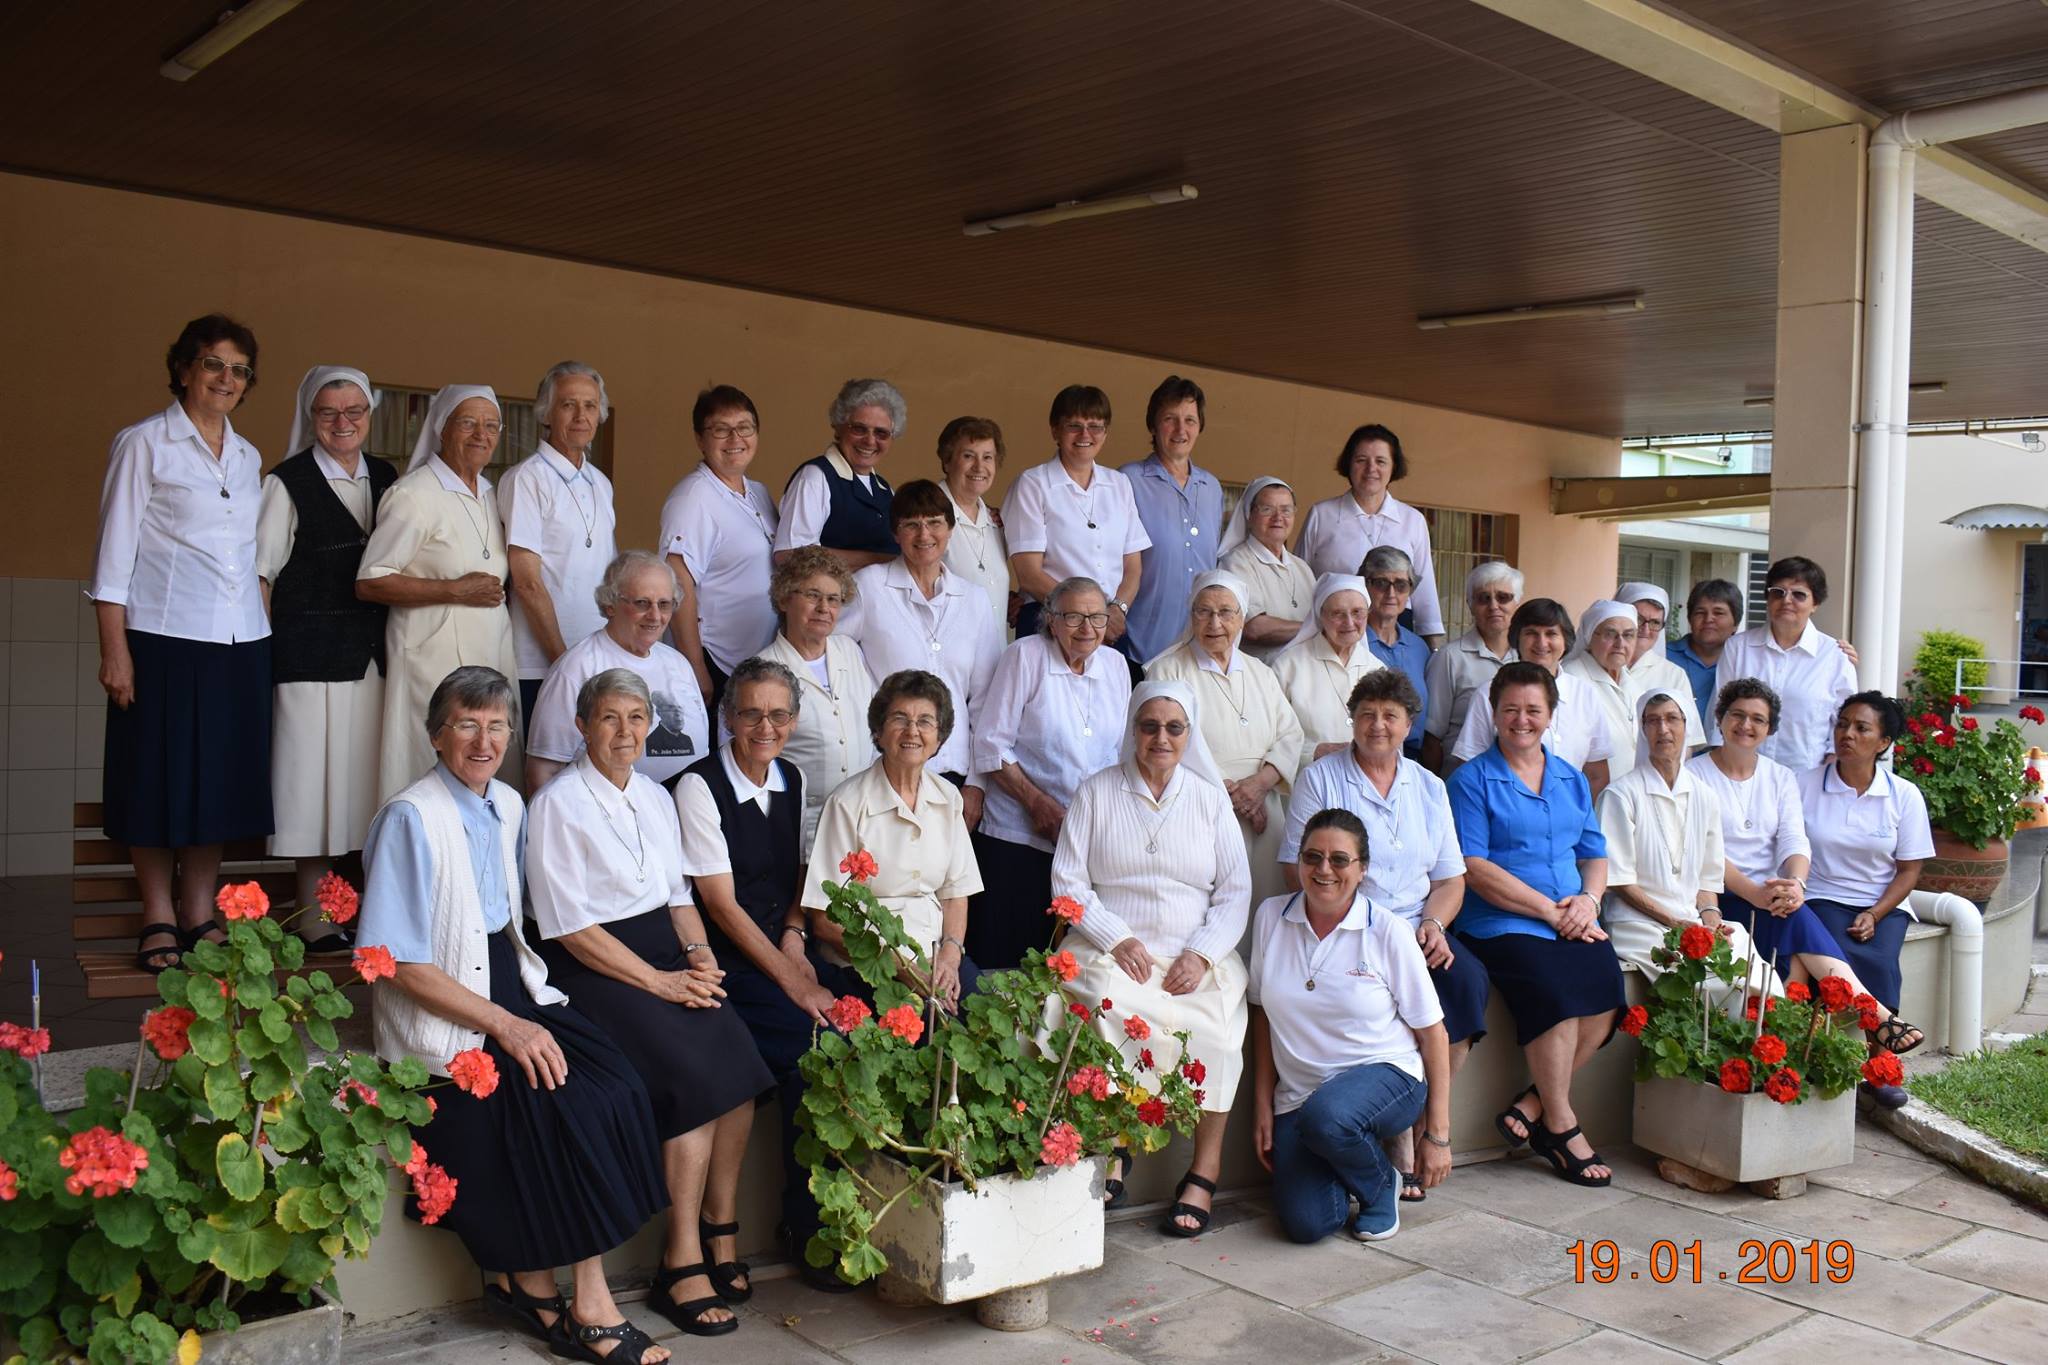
[1935,732,1956,749]
[1783,981,1811,1003]
[1815,976,1855,1013]
[1950,693,1972,710]
[340,1079,380,1109]
[1718,1058,1753,1093]
[215,880,270,921]
[2019,705,2046,725]
[1137,1048,1156,1071]
[1067,1065,1111,1100]
[1123,1015,1152,1042]
[1136,1097,1168,1126]
[1961,717,1979,732]
[1013,1099,1027,1113]
[1046,950,1080,982]
[1913,757,1936,776]
[411,1160,458,1224]
[0,1158,17,1202]
[1040,1121,1082,1167]
[1678,924,1715,960]
[1763,1067,1802,1104]
[0,1022,52,1059]
[316,872,359,925]
[1067,1001,1091,1023]
[1861,1052,1904,1087]
[1100,998,1114,1012]
[1751,1035,1787,1066]
[1744,997,1777,1021]
[1181,1058,1207,1085]
[1618,1005,1648,1037]
[1048,896,1085,924]
[141,1006,197,1061]
[838,849,878,884]
[879,1004,925,1044]
[448,1048,500,1099]
[827,995,872,1032]
[353,944,398,983]
[58,1127,149,1198]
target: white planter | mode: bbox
[1632,1077,1856,1184]
[197,1292,343,1364]
[861,1155,1105,1306]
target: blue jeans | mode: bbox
[1270,1063,1427,1244]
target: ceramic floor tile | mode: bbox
[1310,1269,1587,1365]
[1374,1208,1578,1295]
[1424,1150,1636,1228]
[1913,1226,2048,1302]
[835,1312,1131,1365]
[742,1275,958,1349]
[1150,1211,1420,1308]
[1047,1253,1224,1332]
[1806,1148,1946,1199]
[1927,1293,2048,1365]
[1739,1238,1992,1336]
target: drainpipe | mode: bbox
[1909,890,1983,1055]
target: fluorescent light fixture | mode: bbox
[1416,295,1642,330]
[1743,379,1946,408]
[161,0,307,81]
[964,185,1198,237]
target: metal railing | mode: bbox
[1952,658,2048,706]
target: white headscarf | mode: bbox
[1218,475,1294,558]
[1570,598,1637,663]
[1632,684,1694,776]
[1280,573,1370,652]
[408,384,500,473]
[1615,581,1671,660]
[1118,680,1225,790]
[1146,568,1251,668]
[285,366,377,460]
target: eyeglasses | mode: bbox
[793,588,845,609]
[884,712,939,733]
[1054,611,1110,628]
[312,404,369,424]
[735,708,795,729]
[1191,607,1241,622]
[1135,720,1188,737]
[1365,577,1413,594]
[1472,591,1518,606]
[1765,585,1814,604]
[443,719,512,740]
[450,417,503,437]
[196,355,254,382]
[1593,626,1638,644]
[703,422,758,441]
[1060,420,1108,437]
[624,597,678,614]
[896,516,950,534]
[844,421,895,442]
[1299,851,1360,870]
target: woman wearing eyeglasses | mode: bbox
[1053,682,1251,1230]
[758,546,878,849]
[1360,547,1432,762]
[773,378,905,571]
[1708,557,1857,771]
[1422,562,1521,775]
[1271,573,1389,774]
[1561,599,1704,784]
[358,384,521,801]
[525,551,709,792]
[936,416,1013,638]
[93,314,275,973]
[969,576,1131,969]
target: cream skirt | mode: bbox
[269,662,384,857]
[1063,948,1248,1112]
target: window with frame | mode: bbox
[364,386,614,479]
[1422,506,1518,639]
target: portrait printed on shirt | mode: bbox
[647,686,699,762]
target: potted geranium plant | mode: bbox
[1626,923,1885,1186]
[0,880,486,1364]
[1892,691,2041,899]
[796,856,1202,1314]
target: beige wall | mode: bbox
[1898,433,2035,689]
[1,171,1620,598]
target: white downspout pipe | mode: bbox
[1909,890,1984,1055]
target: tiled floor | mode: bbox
[0,874,149,1050]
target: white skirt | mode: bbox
[1240,790,1289,945]
[1605,913,1781,1010]
[269,662,384,857]
[1063,948,1248,1112]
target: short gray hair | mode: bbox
[424,665,517,738]
[1039,576,1106,634]
[1361,545,1415,581]
[1467,561,1524,601]
[576,667,652,725]
[536,360,612,427]
[828,378,907,435]
[721,657,802,725]
[594,549,679,614]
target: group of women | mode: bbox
[90,314,1950,1358]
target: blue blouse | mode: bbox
[358,765,523,964]
[1667,635,1720,722]
[1366,625,1432,758]
[1446,744,1606,940]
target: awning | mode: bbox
[1943,503,2048,530]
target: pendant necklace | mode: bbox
[1137,786,1179,854]
[454,492,494,561]
[579,771,647,881]
[566,477,597,549]
[201,447,231,499]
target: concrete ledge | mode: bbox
[1864,1093,2048,1210]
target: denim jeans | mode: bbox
[1269,1063,1427,1243]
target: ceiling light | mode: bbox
[1416,295,1643,330]
[964,185,1198,237]
[161,0,307,82]
[1744,379,1946,408]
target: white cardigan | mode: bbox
[370,770,564,1076]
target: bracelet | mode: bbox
[681,942,710,957]
[1420,1131,1452,1149]
[781,924,809,942]
[1422,916,1446,934]
[939,935,965,954]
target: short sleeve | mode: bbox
[661,480,716,581]
[498,463,549,554]
[358,800,438,964]
[255,473,296,582]
[1572,775,1608,862]
[1595,784,1640,888]
[1004,469,1049,555]
[675,772,733,877]
[1423,780,1466,881]
[971,643,1035,774]
[1894,781,1935,862]
[772,466,831,552]
[524,790,597,939]
[358,481,432,580]
[525,654,587,762]
[934,810,984,901]
[1449,765,1493,862]
[1380,916,1445,1031]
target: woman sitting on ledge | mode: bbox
[357,666,670,1365]
[1250,808,1453,1243]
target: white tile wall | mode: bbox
[2,578,105,875]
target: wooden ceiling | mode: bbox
[5,0,2046,438]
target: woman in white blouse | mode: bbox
[759,546,879,848]
[528,668,772,1337]
[1709,556,1857,771]
[1596,691,1768,1002]
[660,385,779,706]
[1295,424,1444,644]
[1452,598,1614,792]
[936,416,1012,638]
[1561,599,1704,785]
[802,669,985,1007]
[358,384,521,802]
[1271,573,1387,774]
[1145,570,1304,909]
[1053,681,1251,1233]
[1218,476,1315,660]
[970,577,1129,968]
[93,314,273,971]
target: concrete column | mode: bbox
[1768,124,1867,638]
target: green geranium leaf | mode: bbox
[187,975,227,1021]
[0,1227,40,1290]
[258,1002,292,1045]
[203,1064,247,1121]
[249,1055,292,1103]
[186,1016,231,1066]
[215,1133,266,1203]
[66,1230,139,1296]
[92,1193,157,1250]
[305,1016,339,1053]
[207,1222,291,1282]
[388,1056,428,1088]
[276,936,307,971]
[265,1101,313,1155]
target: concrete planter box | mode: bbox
[863,1154,1105,1306]
[1632,1077,1856,1184]
[197,1292,343,1365]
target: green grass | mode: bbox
[1907,1035,2048,1161]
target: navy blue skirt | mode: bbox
[103,630,273,848]
[966,833,1057,970]
[1431,941,1491,1046]
[1806,898,1910,1012]
[410,933,668,1272]
[1716,892,1847,964]
[1459,929,1626,1046]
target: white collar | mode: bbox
[719,741,787,801]
[885,558,961,599]
[1346,489,1404,520]
[945,487,993,529]
[1820,760,1896,800]
[1118,761,1188,810]
[571,753,636,815]
[538,441,593,484]
[1194,644,1243,676]
[1243,539,1289,568]
[429,455,492,498]
[822,447,878,484]
[165,400,247,459]
[312,446,369,483]
[1346,749,1409,806]
[859,760,954,822]
[1764,620,1827,657]
[1463,630,1513,663]
[1282,888,1378,932]
[1043,636,1112,678]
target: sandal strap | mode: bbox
[1178,1170,1219,1195]
[137,922,182,943]
[654,1261,712,1291]
[496,1282,566,1313]
[571,1319,657,1356]
[699,1218,740,1238]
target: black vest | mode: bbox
[794,454,897,557]
[681,751,803,960]
[268,450,397,684]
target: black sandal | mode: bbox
[550,1315,667,1363]
[1494,1085,1539,1149]
[1161,1170,1217,1238]
[134,921,183,974]
[699,1218,752,1303]
[482,1279,565,1344]
[1871,1016,1926,1056]
[180,920,227,952]
[1103,1149,1132,1210]
[1531,1123,1611,1188]
[301,929,353,955]
[1399,1169,1426,1202]
[649,1262,738,1337]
